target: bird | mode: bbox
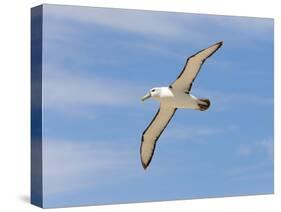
[140,41,223,170]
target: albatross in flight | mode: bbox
[140,41,223,169]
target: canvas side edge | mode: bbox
[31,5,43,208]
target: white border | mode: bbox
[0,0,279,211]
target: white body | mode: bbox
[152,87,200,109]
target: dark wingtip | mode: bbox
[217,41,223,47]
[141,161,148,170]
[140,136,149,170]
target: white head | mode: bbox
[141,87,161,101]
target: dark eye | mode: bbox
[151,89,155,92]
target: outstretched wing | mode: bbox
[170,41,223,93]
[140,104,177,169]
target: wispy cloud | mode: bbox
[44,4,188,40]
[236,137,273,160]
[226,160,273,183]
[163,125,236,142]
[195,89,273,111]
[237,145,252,157]
[43,65,146,114]
[260,137,274,160]
[225,137,273,183]
[43,138,137,197]
[44,4,273,46]
[126,41,183,60]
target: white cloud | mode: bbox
[127,41,183,60]
[44,4,188,40]
[42,138,137,197]
[237,145,252,156]
[163,125,232,142]
[44,4,272,45]
[236,137,273,159]
[42,65,146,114]
[225,160,272,183]
[195,89,273,111]
[227,137,273,183]
[211,15,273,38]
[259,137,274,160]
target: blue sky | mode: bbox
[40,4,273,208]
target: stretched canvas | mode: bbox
[31,4,274,208]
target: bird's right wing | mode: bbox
[170,41,223,93]
[140,104,177,169]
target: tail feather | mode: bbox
[197,99,211,111]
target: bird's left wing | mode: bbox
[140,104,177,169]
[170,41,223,93]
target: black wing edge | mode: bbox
[170,41,223,92]
[140,108,177,170]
